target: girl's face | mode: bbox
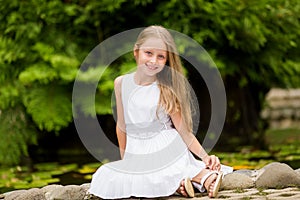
[134,37,167,76]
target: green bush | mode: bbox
[0,0,300,164]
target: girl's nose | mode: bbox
[150,57,157,64]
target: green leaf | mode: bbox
[22,85,72,132]
[75,66,107,83]
[0,82,20,109]
[19,63,58,85]
[49,54,79,82]
[0,36,25,64]
[0,106,37,165]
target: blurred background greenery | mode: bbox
[1,0,300,193]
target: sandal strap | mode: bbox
[192,181,206,193]
[200,171,219,186]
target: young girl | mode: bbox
[88,25,233,199]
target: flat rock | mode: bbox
[80,183,90,191]
[44,185,86,200]
[5,188,45,200]
[42,184,64,192]
[3,190,26,200]
[221,172,254,190]
[19,188,45,200]
[233,169,253,177]
[296,168,300,176]
[42,185,64,200]
[255,162,300,188]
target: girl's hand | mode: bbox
[202,155,221,171]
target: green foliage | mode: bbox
[151,0,300,147]
[73,61,136,116]
[0,0,152,165]
[0,106,37,165]
[1,0,300,165]
[0,0,133,165]
[19,42,79,84]
[22,85,72,132]
[154,0,300,88]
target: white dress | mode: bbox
[88,72,233,199]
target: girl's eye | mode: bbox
[145,51,152,55]
[158,55,166,60]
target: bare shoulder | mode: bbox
[114,75,124,91]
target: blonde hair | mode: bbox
[134,25,194,133]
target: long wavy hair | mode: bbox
[134,25,194,133]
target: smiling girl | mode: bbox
[88,25,233,199]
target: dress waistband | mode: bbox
[125,120,174,138]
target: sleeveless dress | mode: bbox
[88,72,233,199]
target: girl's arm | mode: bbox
[114,76,126,159]
[116,126,126,159]
[170,111,220,170]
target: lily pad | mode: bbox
[58,163,78,172]
[78,163,100,174]
[84,174,92,180]
[34,162,59,171]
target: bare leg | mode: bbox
[191,168,218,197]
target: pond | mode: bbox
[0,161,100,193]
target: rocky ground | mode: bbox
[1,162,300,200]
